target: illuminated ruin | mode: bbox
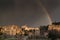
[0,24,39,36]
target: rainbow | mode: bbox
[35,0,52,25]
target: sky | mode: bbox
[0,0,60,27]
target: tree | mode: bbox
[24,30,28,36]
[48,29,57,40]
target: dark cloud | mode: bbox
[40,0,60,22]
[0,0,60,26]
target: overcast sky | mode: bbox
[0,0,60,27]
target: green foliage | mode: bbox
[0,37,4,40]
[0,32,3,35]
